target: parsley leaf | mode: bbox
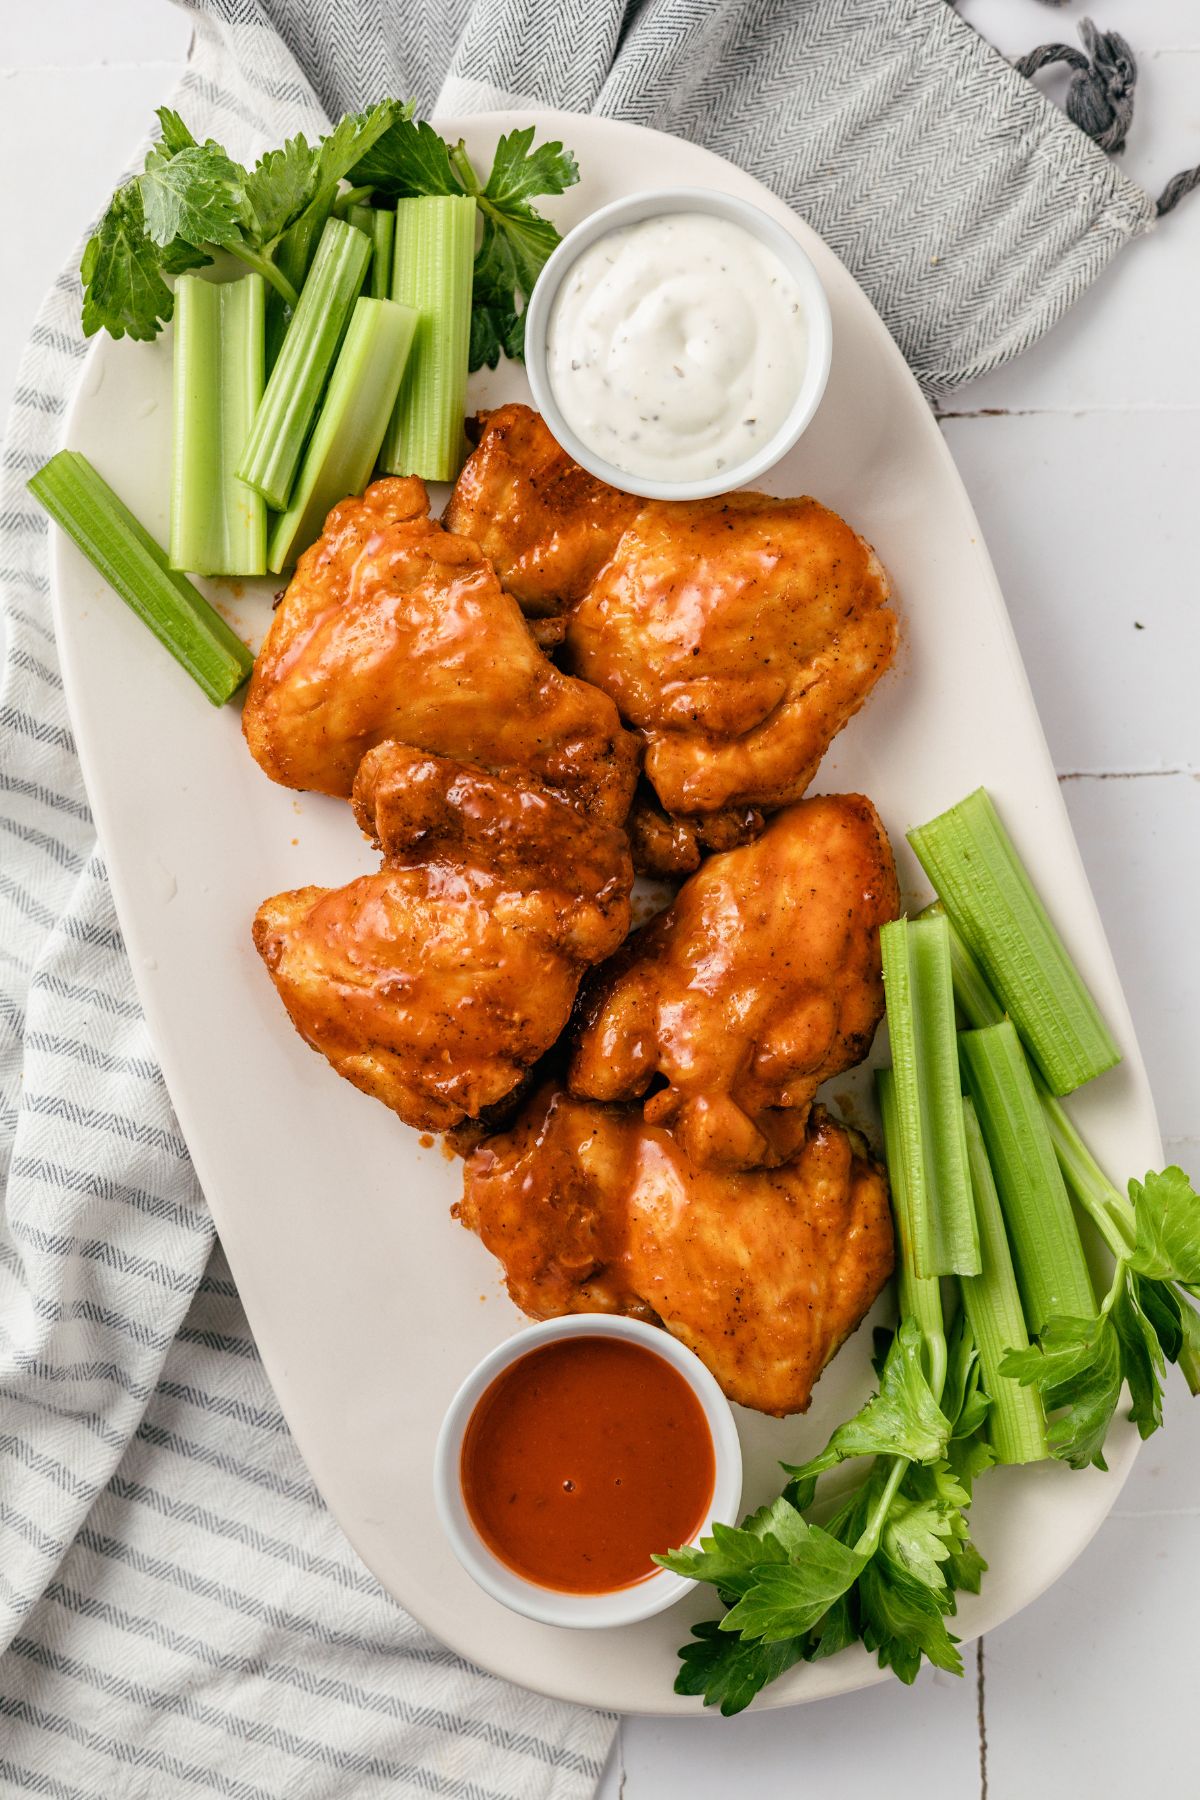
[348,115,462,196]
[1128,1167,1200,1285]
[657,1514,794,1599]
[244,135,317,244]
[858,1552,963,1684]
[782,1318,951,1501]
[674,1621,808,1717]
[1110,1277,1167,1437]
[314,100,406,191]
[1174,1291,1200,1395]
[139,143,249,251]
[80,182,189,341]
[1001,1312,1122,1471]
[155,106,196,155]
[349,119,580,370]
[484,125,579,205]
[720,1530,867,1643]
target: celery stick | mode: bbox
[880,916,980,1278]
[368,207,395,300]
[918,901,1003,1029]
[268,296,417,572]
[170,274,266,577]
[347,204,395,298]
[960,1021,1096,1331]
[909,789,1120,1095]
[237,217,370,510]
[383,195,476,482]
[265,185,336,370]
[923,901,1134,1261]
[29,450,253,706]
[960,1098,1049,1464]
[876,1067,947,1398]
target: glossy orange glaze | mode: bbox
[460,1336,715,1593]
[565,489,898,818]
[444,404,639,617]
[252,746,632,1131]
[570,793,900,1171]
[242,475,638,824]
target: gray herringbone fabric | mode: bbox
[0,0,1158,1794]
[192,0,1156,397]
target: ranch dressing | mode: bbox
[546,212,808,485]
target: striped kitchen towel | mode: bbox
[0,1,1161,1794]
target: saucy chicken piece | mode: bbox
[253,746,633,1133]
[626,783,763,878]
[570,793,899,1171]
[565,489,897,823]
[460,1086,895,1416]
[242,475,638,825]
[443,404,638,617]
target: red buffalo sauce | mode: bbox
[460,1336,715,1594]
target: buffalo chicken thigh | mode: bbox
[243,474,638,825]
[443,403,638,616]
[570,793,900,1171]
[459,1086,895,1415]
[565,490,897,827]
[253,746,633,1133]
[445,405,898,870]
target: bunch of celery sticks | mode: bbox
[662,786,1200,1712]
[28,100,578,706]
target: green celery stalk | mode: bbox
[347,204,396,299]
[909,789,1120,1095]
[922,900,1134,1262]
[959,1021,1096,1331]
[880,916,980,1278]
[237,217,371,510]
[960,1098,1049,1464]
[29,450,253,706]
[268,296,418,573]
[919,900,1004,1030]
[876,1066,948,1398]
[170,273,266,577]
[383,195,476,482]
[265,185,336,370]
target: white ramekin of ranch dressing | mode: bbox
[524,188,832,501]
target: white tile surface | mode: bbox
[2,1,1198,1794]
[941,411,1200,775]
[4,0,192,66]
[1061,773,1200,1148]
[0,58,191,445]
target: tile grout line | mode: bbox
[1057,768,1197,782]
[937,405,1200,419]
[977,1636,989,1800]
[0,60,188,76]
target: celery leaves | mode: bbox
[1001,1167,1200,1468]
[139,142,249,251]
[781,1319,951,1501]
[660,1319,990,1713]
[350,122,579,370]
[81,101,407,341]
[1129,1167,1200,1285]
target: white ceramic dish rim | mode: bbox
[50,110,1155,1714]
[433,1313,743,1629]
[523,186,833,501]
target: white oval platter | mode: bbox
[52,111,1158,1714]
